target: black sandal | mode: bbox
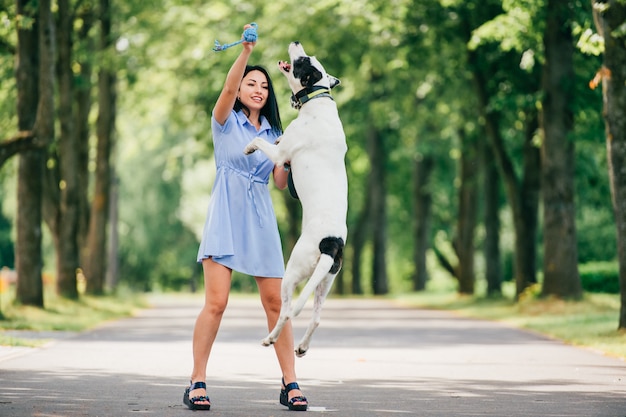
[280,378,308,411]
[183,381,211,411]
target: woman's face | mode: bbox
[239,70,269,112]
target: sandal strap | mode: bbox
[189,381,207,391]
[284,382,300,393]
[190,395,211,403]
[289,395,307,404]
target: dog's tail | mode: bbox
[291,237,344,317]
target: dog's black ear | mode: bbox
[293,57,323,88]
[302,68,323,88]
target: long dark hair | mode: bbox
[234,65,283,136]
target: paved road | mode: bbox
[0,295,625,417]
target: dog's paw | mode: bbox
[295,346,308,357]
[243,144,257,155]
[261,337,274,347]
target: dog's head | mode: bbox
[278,42,340,102]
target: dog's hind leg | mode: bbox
[261,272,298,347]
[261,253,331,347]
[292,236,343,356]
[295,273,336,357]
[289,253,334,317]
[260,241,312,347]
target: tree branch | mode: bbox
[432,241,459,280]
[0,131,37,168]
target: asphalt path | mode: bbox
[0,295,625,417]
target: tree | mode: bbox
[412,154,434,291]
[15,0,43,306]
[483,141,502,296]
[85,0,116,294]
[74,3,96,267]
[47,0,80,299]
[456,128,479,294]
[367,122,389,295]
[14,0,55,306]
[465,0,543,298]
[591,0,626,328]
[541,0,582,299]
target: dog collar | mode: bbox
[291,86,333,110]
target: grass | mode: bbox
[0,287,147,347]
[393,283,626,360]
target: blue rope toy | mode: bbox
[213,23,258,52]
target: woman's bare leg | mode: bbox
[189,258,232,404]
[256,276,306,405]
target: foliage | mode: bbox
[0,0,619,296]
[579,261,620,294]
[0,286,146,332]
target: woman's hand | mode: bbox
[273,164,289,190]
[242,24,256,52]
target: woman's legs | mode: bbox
[189,258,232,404]
[255,277,306,405]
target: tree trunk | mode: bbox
[15,0,50,307]
[456,129,478,295]
[541,0,582,299]
[54,0,80,299]
[591,0,626,328]
[16,150,44,306]
[75,5,96,258]
[85,0,116,294]
[350,196,369,295]
[519,111,541,289]
[412,154,434,291]
[105,172,120,289]
[368,126,388,295]
[483,141,501,296]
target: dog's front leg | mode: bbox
[243,137,285,166]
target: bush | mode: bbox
[579,261,620,294]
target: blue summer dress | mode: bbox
[196,109,285,278]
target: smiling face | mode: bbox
[238,69,268,112]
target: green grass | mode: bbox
[0,288,147,346]
[393,283,626,360]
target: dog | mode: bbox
[243,42,347,357]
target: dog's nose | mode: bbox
[293,41,300,45]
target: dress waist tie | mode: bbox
[221,165,269,227]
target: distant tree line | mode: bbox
[0,0,625,328]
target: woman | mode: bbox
[183,28,308,412]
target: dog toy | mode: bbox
[213,23,258,52]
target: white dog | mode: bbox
[244,42,347,357]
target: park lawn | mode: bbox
[0,289,147,347]
[394,287,626,360]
